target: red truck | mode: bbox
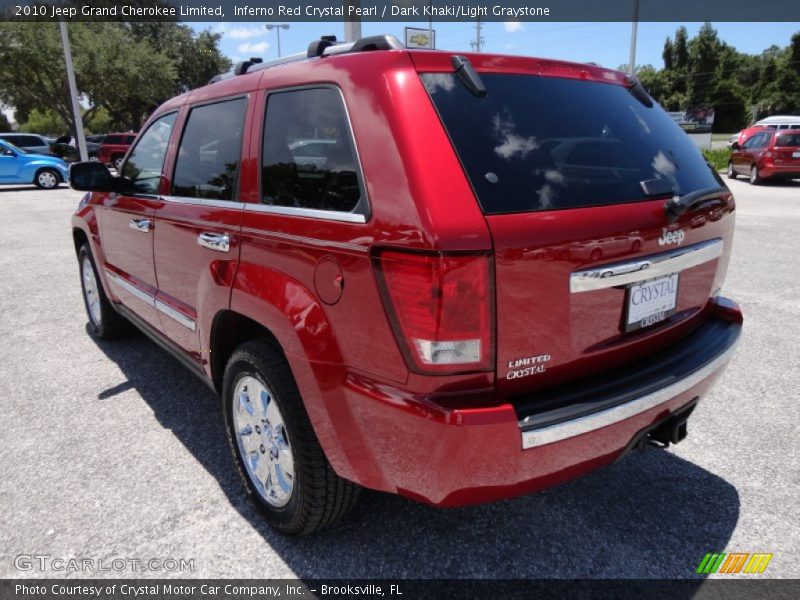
[70,35,742,535]
[97,132,137,170]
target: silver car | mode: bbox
[0,133,52,156]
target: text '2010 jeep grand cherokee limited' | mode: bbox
[70,35,742,535]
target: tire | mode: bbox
[78,244,132,340]
[222,339,360,535]
[726,162,737,179]
[749,165,763,185]
[34,168,60,189]
[113,156,124,171]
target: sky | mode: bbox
[196,21,800,70]
[3,21,797,124]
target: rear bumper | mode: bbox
[760,164,800,178]
[311,298,742,507]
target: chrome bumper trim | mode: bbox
[155,300,197,332]
[520,334,740,450]
[570,238,723,293]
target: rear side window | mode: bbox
[104,135,122,145]
[126,135,136,144]
[6,135,41,147]
[172,97,247,201]
[422,73,722,214]
[776,134,800,147]
[261,87,365,215]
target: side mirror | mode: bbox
[731,142,740,150]
[70,161,129,192]
[1,149,16,157]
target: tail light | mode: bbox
[372,249,494,374]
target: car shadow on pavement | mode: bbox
[91,329,740,580]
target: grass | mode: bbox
[702,148,732,171]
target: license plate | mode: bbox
[624,274,679,332]
[793,151,800,158]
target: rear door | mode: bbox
[152,96,250,363]
[773,131,800,169]
[98,113,178,330]
[421,68,735,396]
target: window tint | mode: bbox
[104,135,122,145]
[776,133,800,147]
[6,135,41,147]
[261,88,364,214]
[126,135,136,144]
[422,73,723,214]
[172,98,247,201]
[121,113,177,195]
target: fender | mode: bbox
[227,261,372,483]
[71,204,114,298]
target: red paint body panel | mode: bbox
[71,47,743,508]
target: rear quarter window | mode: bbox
[776,134,800,147]
[421,73,722,214]
[103,135,122,145]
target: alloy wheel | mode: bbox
[81,257,102,327]
[233,375,295,507]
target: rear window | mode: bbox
[421,73,721,214]
[776,133,800,147]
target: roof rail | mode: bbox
[208,34,404,85]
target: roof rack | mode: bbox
[208,34,404,85]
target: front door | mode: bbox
[99,113,178,329]
[153,97,250,364]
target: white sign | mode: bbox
[405,27,435,49]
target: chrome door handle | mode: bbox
[129,218,151,233]
[197,232,230,253]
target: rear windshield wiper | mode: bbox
[452,55,487,98]
[664,186,729,223]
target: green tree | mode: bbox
[0,21,230,136]
[19,108,66,136]
[662,38,674,71]
[674,26,689,70]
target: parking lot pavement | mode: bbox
[0,179,798,580]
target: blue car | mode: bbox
[0,139,69,189]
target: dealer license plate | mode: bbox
[624,274,679,332]
[793,151,800,158]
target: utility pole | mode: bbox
[59,22,87,162]
[428,0,433,49]
[344,0,362,42]
[471,18,482,53]
[628,0,640,76]
[265,24,289,58]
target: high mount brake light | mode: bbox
[373,250,495,374]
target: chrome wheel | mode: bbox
[113,157,124,171]
[81,256,102,327]
[750,165,759,184]
[37,170,58,189]
[233,375,294,507]
[727,162,735,178]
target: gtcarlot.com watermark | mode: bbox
[14,554,194,573]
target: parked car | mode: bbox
[97,133,137,170]
[50,135,102,162]
[728,128,800,183]
[0,133,53,155]
[0,139,69,188]
[70,35,742,535]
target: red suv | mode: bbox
[70,35,742,535]
[729,128,800,184]
[97,132,137,170]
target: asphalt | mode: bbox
[0,178,798,580]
